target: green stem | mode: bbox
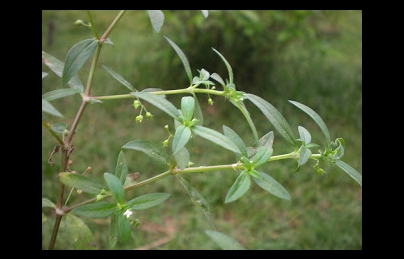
[91,88,225,101]
[63,152,322,213]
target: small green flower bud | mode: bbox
[208,98,214,105]
[317,168,325,175]
[74,20,85,26]
[135,115,143,123]
[96,194,105,201]
[162,139,169,147]
[165,125,169,129]
[146,112,153,119]
[76,189,83,194]
[133,100,141,109]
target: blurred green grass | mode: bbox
[42,10,362,250]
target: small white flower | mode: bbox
[123,209,133,218]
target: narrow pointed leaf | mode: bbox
[210,73,225,86]
[245,94,296,147]
[164,36,192,84]
[253,172,290,200]
[104,173,125,204]
[335,160,362,186]
[252,146,273,168]
[225,171,251,203]
[126,193,170,210]
[181,96,195,122]
[223,125,247,157]
[115,151,128,184]
[122,139,171,165]
[102,65,135,91]
[193,94,204,125]
[59,172,106,194]
[65,214,95,250]
[62,39,98,86]
[205,230,245,250]
[71,202,117,218]
[193,125,240,154]
[229,99,259,142]
[174,147,190,170]
[212,48,233,84]
[109,214,119,248]
[299,146,311,166]
[42,198,56,208]
[42,99,63,117]
[132,91,181,120]
[289,100,331,144]
[42,88,82,101]
[297,125,311,145]
[147,10,164,32]
[177,175,215,229]
[117,213,131,243]
[42,51,84,90]
[172,125,192,155]
[248,131,275,158]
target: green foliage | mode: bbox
[42,10,361,250]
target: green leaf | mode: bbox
[251,146,273,168]
[334,160,362,186]
[115,151,128,184]
[71,202,117,218]
[42,88,82,101]
[104,173,125,204]
[132,91,181,120]
[62,39,98,86]
[212,48,233,84]
[42,51,84,90]
[297,125,311,145]
[172,125,192,155]
[289,100,331,145]
[42,98,63,118]
[164,36,192,84]
[248,131,275,158]
[64,214,96,249]
[210,73,225,86]
[174,147,190,170]
[245,94,297,147]
[299,145,311,166]
[177,175,215,229]
[332,138,345,159]
[253,172,290,200]
[59,172,106,194]
[109,214,119,248]
[228,99,259,143]
[192,94,204,125]
[42,198,56,208]
[205,230,245,250]
[42,72,48,79]
[122,139,171,165]
[102,65,135,91]
[225,170,251,203]
[181,96,195,122]
[51,122,68,134]
[223,125,247,157]
[193,125,240,154]
[117,213,131,243]
[126,193,171,210]
[147,10,164,33]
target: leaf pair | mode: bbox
[222,126,290,203]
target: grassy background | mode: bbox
[42,10,362,250]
